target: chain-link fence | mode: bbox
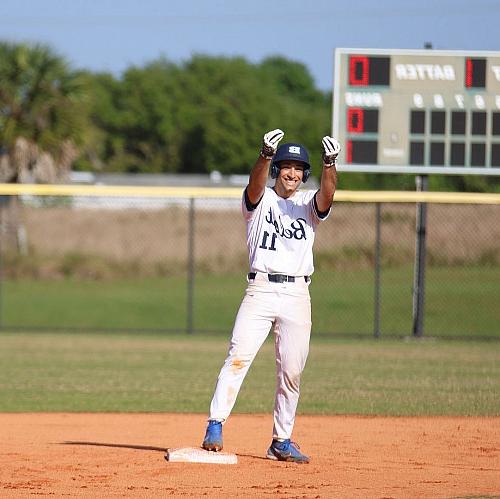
[0,186,499,339]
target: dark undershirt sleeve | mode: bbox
[244,186,265,212]
[313,191,331,219]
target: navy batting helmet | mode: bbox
[271,143,311,182]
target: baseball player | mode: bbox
[202,129,340,463]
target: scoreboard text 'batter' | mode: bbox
[333,48,500,175]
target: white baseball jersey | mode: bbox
[207,183,332,441]
[242,186,330,276]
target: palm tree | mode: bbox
[0,41,87,183]
[0,42,87,252]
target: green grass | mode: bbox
[0,332,498,415]
[2,277,189,330]
[2,265,499,338]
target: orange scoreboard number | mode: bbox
[333,49,500,174]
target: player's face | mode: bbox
[274,160,305,198]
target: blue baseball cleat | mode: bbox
[266,439,309,463]
[202,420,223,451]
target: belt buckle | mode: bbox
[268,274,293,283]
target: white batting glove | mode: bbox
[322,136,341,166]
[261,129,284,159]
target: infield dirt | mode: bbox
[0,413,498,498]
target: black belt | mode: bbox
[248,272,310,283]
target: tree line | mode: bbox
[0,41,497,191]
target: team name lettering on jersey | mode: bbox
[265,208,307,240]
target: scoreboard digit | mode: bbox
[333,48,500,175]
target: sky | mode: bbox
[0,0,499,91]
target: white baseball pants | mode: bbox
[208,273,312,440]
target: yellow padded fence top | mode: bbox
[0,183,499,204]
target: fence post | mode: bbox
[412,175,428,337]
[374,202,382,338]
[186,197,195,334]
[0,200,4,332]
[0,218,2,332]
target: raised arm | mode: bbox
[315,136,341,213]
[246,129,284,205]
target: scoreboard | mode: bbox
[333,48,500,175]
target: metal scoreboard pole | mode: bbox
[412,175,428,337]
[412,44,432,338]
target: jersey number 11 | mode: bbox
[259,231,277,251]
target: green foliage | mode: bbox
[428,173,500,193]
[1,40,497,191]
[0,41,88,155]
[77,54,331,175]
